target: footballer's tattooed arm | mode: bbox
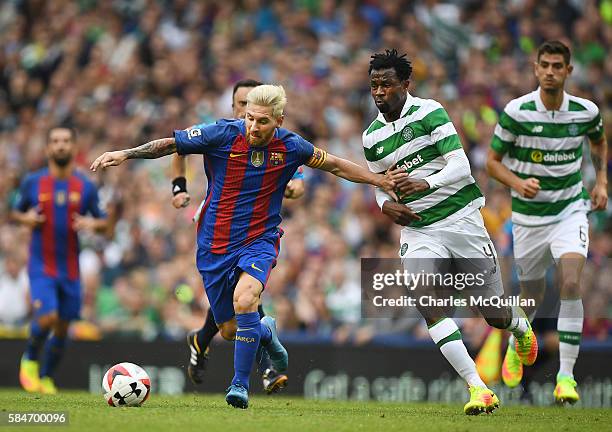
[590,136,607,176]
[124,138,177,159]
[589,135,608,210]
[592,153,603,172]
[91,138,177,171]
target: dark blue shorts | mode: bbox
[28,274,81,321]
[197,232,282,325]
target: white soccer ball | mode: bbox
[102,362,151,407]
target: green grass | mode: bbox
[0,389,609,432]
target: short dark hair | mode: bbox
[368,49,413,81]
[47,125,76,143]
[232,79,263,98]
[537,40,571,65]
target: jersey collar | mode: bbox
[534,87,569,112]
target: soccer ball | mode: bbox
[102,362,151,407]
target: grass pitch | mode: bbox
[0,389,609,432]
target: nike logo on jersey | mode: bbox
[251,263,263,272]
[230,153,246,158]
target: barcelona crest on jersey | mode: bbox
[269,152,284,166]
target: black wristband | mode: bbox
[172,177,187,196]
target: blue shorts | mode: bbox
[29,274,81,321]
[197,231,282,325]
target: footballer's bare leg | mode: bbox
[519,278,547,319]
[218,319,238,341]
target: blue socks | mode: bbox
[232,312,272,390]
[25,321,49,361]
[40,335,66,378]
[25,321,68,378]
[260,319,272,345]
[257,306,273,371]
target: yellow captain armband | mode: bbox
[306,146,328,168]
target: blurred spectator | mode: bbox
[0,252,29,336]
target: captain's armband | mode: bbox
[306,146,328,169]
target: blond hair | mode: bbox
[246,84,287,118]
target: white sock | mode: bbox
[508,308,536,347]
[428,318,486,388]
[506,307,529,337]
[558,299,583,378]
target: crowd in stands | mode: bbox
[0,0,610,346]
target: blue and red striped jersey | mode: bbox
[192,120,304,181]
[13,168,105,280]
[175,119,315,254]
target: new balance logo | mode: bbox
[531,125,543,133]
[376,146,384,155]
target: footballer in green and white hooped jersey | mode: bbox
[487,40,608,404]
[364,63,491,263]
[364,49,536,415]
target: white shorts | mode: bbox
[513,211,589,281]
[400,209,497,259]
[399,209,503,295]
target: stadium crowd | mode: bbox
[0,0,610,346]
